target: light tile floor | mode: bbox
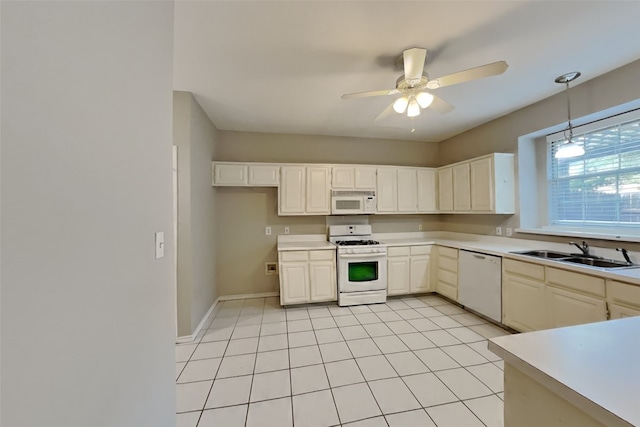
[176,295,509,427]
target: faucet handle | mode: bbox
[617,247,633,264]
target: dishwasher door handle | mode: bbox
[472,254,486,260]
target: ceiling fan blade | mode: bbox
[429,95,454,114]
[373,103,395,122]
[341,89,400,99]
[427,61,508,89]
[403,48,427,83]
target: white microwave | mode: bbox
[331,190,376,215]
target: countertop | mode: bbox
[488,317,640,427]
[276,231,640,285]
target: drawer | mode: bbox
[437,281,458,300]
[547,267,605,297]
[438,256,458,273]
[411,245,432,256]
[504,258,545,281]
[309,250,335,261]
[279,251,309,262]
[437,246,458,259]
[388,247,411,257]
[606,280,640,308]
[438,269,458,286]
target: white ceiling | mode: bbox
[173,1,640,142]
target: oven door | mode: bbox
[331,196,364,215]
[338,252,387,293]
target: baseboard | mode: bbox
[175,292,280,343]
[218,291,279,301]
[176,298,220,344]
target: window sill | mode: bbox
[516,227,640,243]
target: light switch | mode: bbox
[155,232,164,259]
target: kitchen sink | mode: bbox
[561,257,636,269]
[511,250,639,270]
[512,250,573,259]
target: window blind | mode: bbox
[548,115,640,229]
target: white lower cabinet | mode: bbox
[503,273,547,332]
[545,286,607,328]
[434,246,458,300]
[606,279,640,319]
[387,245,432,296]
[279,250,336,305]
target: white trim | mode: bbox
[175,299,220,344]
[218,291,280,301]
[516,227,640,243]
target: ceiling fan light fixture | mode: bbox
[393,96,409,114]
[416,92,434,109]
[407,97,421,117]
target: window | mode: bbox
[547,111,640,230]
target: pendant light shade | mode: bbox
[554,72,583,159]
[393,97,409,113]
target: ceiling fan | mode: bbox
[342,48,508,122]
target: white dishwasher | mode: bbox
[458,250,502,323]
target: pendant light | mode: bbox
[554,72,585,159]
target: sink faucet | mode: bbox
[569,240,590,257]
[617,248,633,264]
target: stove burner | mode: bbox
[335,240,381,246]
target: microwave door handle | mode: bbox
[339,253,386,258]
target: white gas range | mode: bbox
[328,225,387,306]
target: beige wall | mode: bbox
[438,59,640,252]
[214,132,441,296]
[174,92,219,337]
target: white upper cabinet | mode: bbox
[439,153,515,214]
[376,168,398,213]
[453,163,471,211]
[417,169,437,213]
[397,168,418,212]
[248,164,280,186]
[213,162,247,186]
[332,166,376,189]
[306,167,331,214]
[354,167,377,189]
[213,162,280,187]
[279,166,306,215]
[437,167,453,212]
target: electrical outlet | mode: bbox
[265,226,271,236]
[265,262,278,275]
[284,227,290,235]
[495,227,502,236]
[506,228,513,237]
[418,224,423,231]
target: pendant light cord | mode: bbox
[564,81,574,143]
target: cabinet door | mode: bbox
[332,167,354,189]
[306,167,331,214]
[417,169,437,213]
[376,168,398,212]
[545,286,607,328]
[410,255,431,293]
[470,157,494,212]
[453,163,471,211]
[387,257,410,295]
[397,169,418,212]
[609,303,640,319]
[280,262,310,305]
[309,260,337,302]
[502,274,547,332]
[355,167,377,189]
[214,163,247,186]
[248,165,280,186]
[279,166,306,214]
[437,167,453,212]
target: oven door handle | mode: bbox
[339,253,386,258]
